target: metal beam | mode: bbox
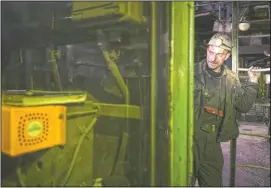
[239,45,270,55]
[230,139,237,186]
[94,103,141,119]
[231,1,239,73]
[239,2,269,8]
[150,1,159,186]
[169,2,194,186]
[187,3,194,186]
[230,2,238,187]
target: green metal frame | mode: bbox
[168,2,194,186]
[150,2,157,186]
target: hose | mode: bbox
[236,164,270,171]
[61,116,98,186]
[16,157,26,187]
[239,132,270,139]
[16,167,26,187]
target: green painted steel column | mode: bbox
[150,2,157,186]
[187,2,195,186]
[169,2,194,186]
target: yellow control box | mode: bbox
[1,105,66,157]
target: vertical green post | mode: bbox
[150,1,157,186]
[169,2,194,186]
[187,2,195,186]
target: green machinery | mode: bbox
[1,2,194,186]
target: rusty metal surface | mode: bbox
[222,122,270,186]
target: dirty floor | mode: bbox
[222,121,270,187]
[195,121,270,187]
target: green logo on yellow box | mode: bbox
[27,121,43,137]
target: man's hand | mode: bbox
[248,66,261,83]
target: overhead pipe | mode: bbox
[239,34,270,38]
[195,3,209,7]
[238,68,270,72]
[195,12,212,18]
[195,2,231,7]
[241,19,270,23]
[239,2,269,8]
[254,5,269,9]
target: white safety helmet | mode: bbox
[208,33,232,52]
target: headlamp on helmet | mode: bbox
[215,38,223,46]
[208,33,232,52]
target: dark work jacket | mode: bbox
[194,60,259,142]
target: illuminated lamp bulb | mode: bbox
[238,22,251,31]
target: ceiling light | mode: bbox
[238,22,251,31]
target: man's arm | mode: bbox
[230,66,261,113]
[234,79,259,113]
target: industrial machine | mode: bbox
[1,1,194,187]
[3,1,269,187]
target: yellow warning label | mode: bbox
[27,121,43,137]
